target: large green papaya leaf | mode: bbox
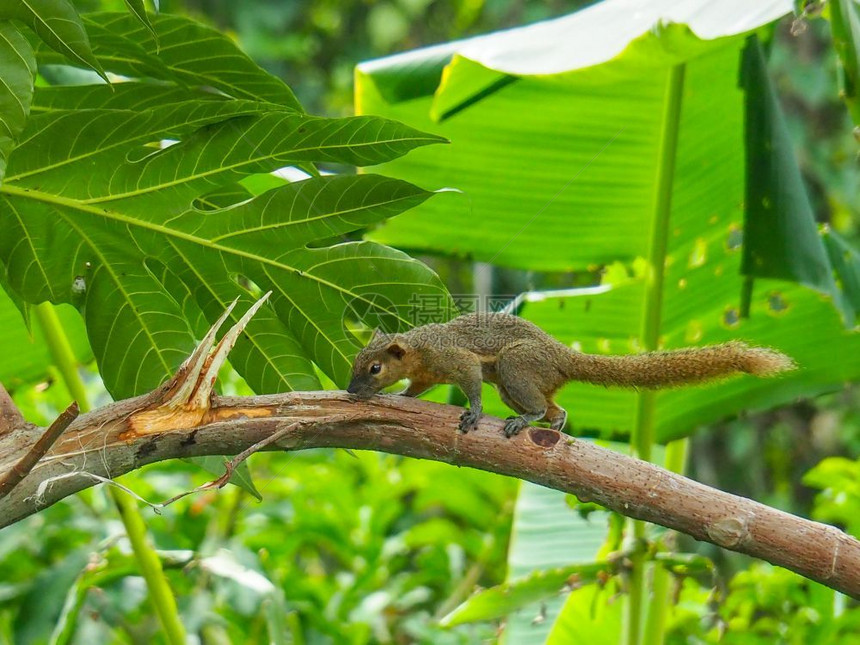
[0,12,450,399]
[0,22,35,185]
[1,161,446,398]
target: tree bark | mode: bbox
[0,389,858,599]
[0,383,28,437]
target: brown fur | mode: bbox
[346,313,795,437]
[566,341,795,388]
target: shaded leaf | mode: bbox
[32,82,225,112]
[49,547,192,645]
[122,0,156,39]
[13,547,91,645]
[499,483,609,643]
[442,561,608,626]
[830,0,860,124]
[823,226,860,315]
[0,22,36,185]
[0,0,106,81]
[36,12,301,110]
[741,37,843,316]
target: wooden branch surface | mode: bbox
[0,401,78,499]
[0,383,27,437]
[0,390,858,599]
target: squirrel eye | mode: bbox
[369,363,382,375]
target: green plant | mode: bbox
[354,1,860,641]
[3,1,860,643]
[0,4,461,643]
[0,8,452,400]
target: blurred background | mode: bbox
[2,1,860,643]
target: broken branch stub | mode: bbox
[0,294,859,599]
[0,401,79,499]
[121,292,272,441]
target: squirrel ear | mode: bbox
[386,342,406,360]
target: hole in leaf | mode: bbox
[341,291,400,339]
[726,224,743,251]
[767,291,789,314]
[229,273,264,297]
[125,140,177,163]
[72,276,86,295]
[685,320,703,343]
[688,239,707,269]
[723,307,740,328]
[193,185,253,211]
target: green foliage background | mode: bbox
[1,1,860,644]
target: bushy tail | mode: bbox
[565,341,795,389]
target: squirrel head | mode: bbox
[347,329,412,398]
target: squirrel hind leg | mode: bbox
[544,402,567,431]
[496,364,548,437]
[498,385,526,415]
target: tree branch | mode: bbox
[0,391,857,597]
[0,400,78,499]
[1,295,857,599]
[0,383,27,437]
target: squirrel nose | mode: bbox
[346,380,360,395]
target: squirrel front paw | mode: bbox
[503,416,529,438]
[458,409,481,433]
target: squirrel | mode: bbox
[346,312,795,437]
